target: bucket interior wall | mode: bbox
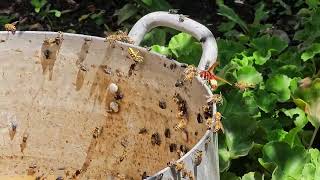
[0,32,211,179]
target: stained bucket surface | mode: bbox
[0,11,219,180]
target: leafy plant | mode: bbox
[150,1,320,179]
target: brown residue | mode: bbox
[40,32,63,80]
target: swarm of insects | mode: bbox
[193,150,203,166]
[235,81,255,91]
[206,93,223,105]
[128,47,144,63]
[183,65,198,82]
[168,161,185,172]
[213,112,224,133]
[4,21,18,35]
[174,119,187,131]
[106,30,134,44]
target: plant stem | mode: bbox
[309,126,319,148]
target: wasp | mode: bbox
[200,61,231,91]
[128,47,144,63]
[206,93,223,105]
[183,65,198,82]
[4,21,18,35]
[213,112,224,133]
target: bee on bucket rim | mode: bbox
[128,47,144,63]
[213,112,224,133]
[168,161,185,172]
[206,93,223,105]
[183,65,198,82]
[4,21,18,35]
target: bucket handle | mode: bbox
[128,11,217,70]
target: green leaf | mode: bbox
[306,0,320,9]
[140,0,171,11]
[266,74,291,102]
[218,21,236,32]
[150,45,172,57]
[241,172,263,180]
[141,28,167,46]
[31,0,47,13]
[49,10,61,17]
[251,35,288,56]
[218,39,245,66]
[221,172,240,180]
[218,91,257,171]
[267,129,288,142]
[301,43,320,61]
[114,3,138,25]
[217,4,248,32]
[282,108,308,128]
[255,90,277,113]
[253,50,271,65]
[283,127,304,148]
[177,42,202,65]
[301,149,320,180]
[168,33,202,65]
[236,66,263,85]
[258,141,308,180]
[253,3,268,25]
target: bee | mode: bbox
[186,171,194,180]
[206,118,213,130]
[183,65,198,82]
[151,132,161,146]
[106,30,134,44]
[154,173,163,180]
[4,21,18,35]
[174,119,187,131]
[79,63,88,72]
[193,150,203,166]
[168,161,185,172]
[204,136,211,150]
[213,112,224,133]
[178,14,189,22]
[92,127,103,139]
[206,93,223,105]
[176,149,185,158]
[182,169,194,180]
[168,9,179,14]
[128,47,144,63]
[235,81,255,91]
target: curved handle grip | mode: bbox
[128,11,218,70]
